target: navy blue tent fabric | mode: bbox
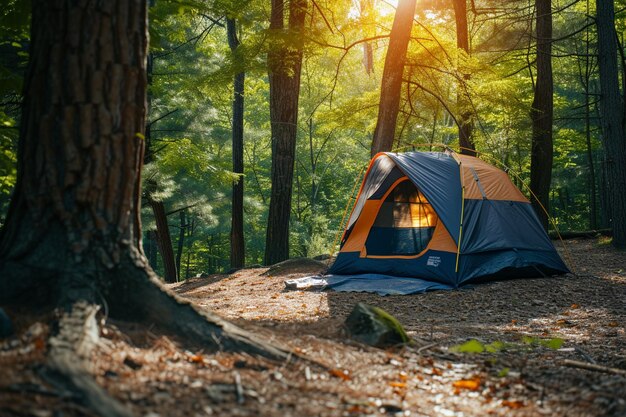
[330,250,459,286]
[460,200,554,253]
[365,226,435,255]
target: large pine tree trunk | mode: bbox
[370,0,417,156]
[264,0,307,265]
[0,0,148,303]
[595,0,626,248]
[0,0,287,364]
[227,18,246,269]
[452,0,475,156]
[529,0,553,231]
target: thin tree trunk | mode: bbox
[370,0,417,156]
[176,209,186,280]
[144,46,177,281]
[529,0,553,231]
[582,0,597,230]
[585,96,597,229]
[264,0,307,265]
[148,196,178,283]
[145,230,158,269]
[452,0,475,156]
[185,216,195,278]
[595,0,626,248]
[227,18,246,269]
[360,0,375,74]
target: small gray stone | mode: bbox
[344,303,409,348]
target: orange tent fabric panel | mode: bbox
[459,155,528,202]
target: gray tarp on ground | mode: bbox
[285,274,453,295]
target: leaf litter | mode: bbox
[0,238,625,416]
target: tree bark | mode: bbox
[529,0,553,231]
[264,0,307,265]
[452,0,475,155]
[227,18,246,269]
[0,0,148,304]
[370,0,417,156]
[595,0,626,248]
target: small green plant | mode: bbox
[450,337,564,354]
[521,336,564,350]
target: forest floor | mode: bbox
[1,238,626,417]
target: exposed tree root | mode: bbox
[41,302,134,417]
[108,261,293,361]
[2,256,310,416]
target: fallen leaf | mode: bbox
[608,321,619,327]
[329,369,351,381]
[502,400,524,409]
[452,378,481,391]
[34,337,46,351]
[570,304,580,309]
[389,382,407,388]
[189,355,204,363]
[431,367,443,376]
[346,405,365,413]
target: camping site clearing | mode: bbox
[1,238,625,417]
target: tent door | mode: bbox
[364,179,438,257]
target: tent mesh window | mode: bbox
[365,180,438,256]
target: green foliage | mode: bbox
[0,112,17,221]
[450,339,486,354]
[521,336,564,350]
[0,0,612,274]
[451,336,564,355]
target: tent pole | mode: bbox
[455,185,465,273]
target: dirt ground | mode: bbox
[1,238,625,417]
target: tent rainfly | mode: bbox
[325,151,569,295]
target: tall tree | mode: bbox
[595,0,626,248]
[145,46,177,283]
[0,2,287,414]
[264,0,307,265]
[577,0,597,229]
[227,17,246,268]
[529,0,553,230]
[452,0,475,155]
[370,0,417,156]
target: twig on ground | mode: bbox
[416,342,438,355]
[234,371,244,405]
[560,359,626,375]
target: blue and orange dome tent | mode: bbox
[326,149,569,294]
